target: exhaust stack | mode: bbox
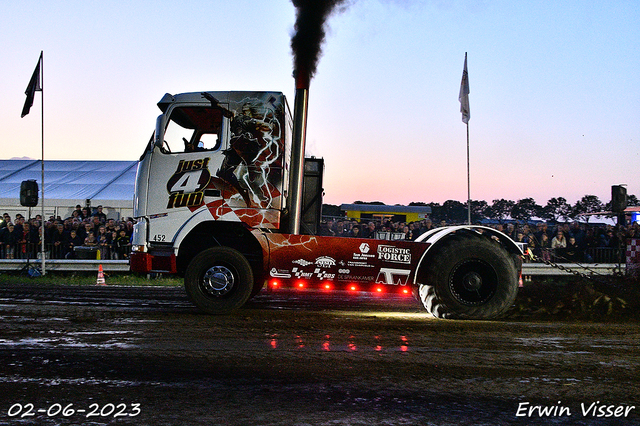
[288,69,310,235]
[288,0,348,234]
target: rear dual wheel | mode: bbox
[418,235,518,320]
[184,247,254,314]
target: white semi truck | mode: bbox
[130,88,523,319]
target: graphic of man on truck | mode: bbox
[217,101,280,209]
[130,90,523,320]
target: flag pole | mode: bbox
[40,51,46,275]
[458,52,471,225]
[21,51,45,274]
[466,121,471,225]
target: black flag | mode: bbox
[21,52,42,118]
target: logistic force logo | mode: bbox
[377,245,411,264]
[166,158,211,209]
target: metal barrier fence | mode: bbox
[0,259,624,276]
[0,259,129,273]
[0,242,129,261]
[534,247,626,264]
[0,242,628,276]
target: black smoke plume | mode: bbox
[290,0,349,87]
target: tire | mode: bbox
[418,234,518,320]
[184,247,254,314]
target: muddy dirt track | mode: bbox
[0,283,638,426]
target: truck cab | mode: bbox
[131,91,292,276]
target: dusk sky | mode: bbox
[2,1,638,207]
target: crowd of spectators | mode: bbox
[0,205,133,260]
[2,206,639,264]
[320,217,640,263]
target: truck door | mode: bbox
[145,105,230,243]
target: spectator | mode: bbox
[534,222,550,245]
[84,231,97,247]
[551,230,567,249]
[0,221,9,258]
[106,218,117,234]
[81,207,91,220]
[0,213,10,229]
[109,231,119,259]
[362,222,377,238]
[94,205,107,224]
[551,230,567,260]
[4,223,17,259]
[78,222,94,241]
[73,204,83,219]
[18,222,38,259]
[96,225,111,259]
[91,215,103,232]
[115,229,131,259]
[564,237,581,262]
[64,230,84,259]
[408,222,420,240]
[332,220,347,237]
[537,233,552,261]
[419,219,433,235]
[50,223,67,259]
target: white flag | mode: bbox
[459,53,470,124]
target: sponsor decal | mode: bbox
[293,259,313,267]
[347,261,375,268]
[166,158,211,209]
[270,268,291,278]
[314,268,335,280]
[353,243,375,263]
[149,213,168,219]
[338,274,376,282]
[375,268,411,285]
[315,256,336,268]
[290,267,335,280]
[377,245,411,264]
[291,267,314,279]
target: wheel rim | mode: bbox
[449,259,498,306]
[201,265,235,297]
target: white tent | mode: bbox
[0,159,137,220]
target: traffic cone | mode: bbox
[96,264,106,286]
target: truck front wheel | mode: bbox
[184,247,254,314]
[418,235,518,320]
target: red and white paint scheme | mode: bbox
[131,91,523,320]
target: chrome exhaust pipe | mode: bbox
[288,70,310,235]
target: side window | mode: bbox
[162,107,225,154]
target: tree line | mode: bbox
[323,194,639,224]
